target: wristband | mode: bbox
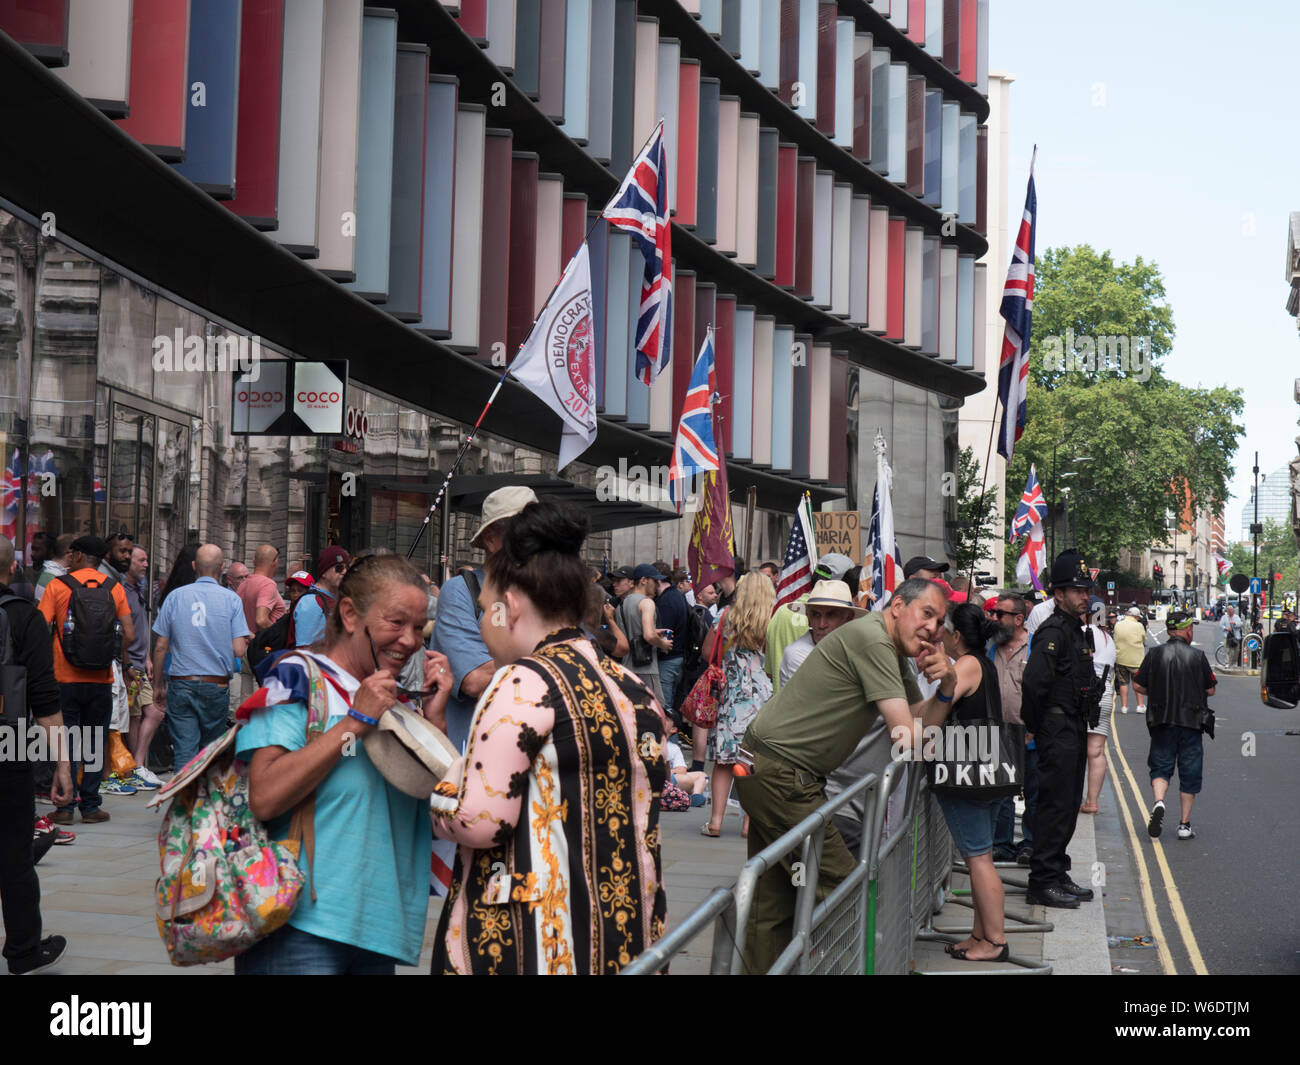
[935,690,953,704]
[348,708,380,726]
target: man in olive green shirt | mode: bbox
[735,578,957,972]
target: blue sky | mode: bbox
[990,0,1298,532]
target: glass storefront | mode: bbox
[0,206,565,599]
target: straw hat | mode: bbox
[363,705,459,799]
[789,580,867,617]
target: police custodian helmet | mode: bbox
[1048,551,1094,589]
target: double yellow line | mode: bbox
[1106,724,1209,974]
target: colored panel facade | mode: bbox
[608,0,636,171]
[731,304,755,460]
[904,224,923,348]
[828,352,848,486]
[54,0,132,116]
[676,59,701,228]
[716,95,740,257]
[921,234,939,354]
[0,0,69,64]
[695,76,720,245]
[308,0,362,280]
[448,104,486,350]
[794,156,815,301]
[715,293,735,457]
[811,169,832,309]
[172,0,243,197]
[809,342,830,481]
[513,0,540,97]
[851,32,870,162]
[736,111,760,268]
[791,332,811,479]
[671,270,697,428]
[938,242,957,362]
[755,127,778,279]
[848,193,870,325]
[225,0,287,228]
[115,0,190,160]
[374,42,429,323]
[751,315,774,466]
[655,36,680,215]
[830,182,851,318]
[485,0,515,72]
[563,0,591,144]
[537,0,566,122]
[273,0,327,257]
[905,74,924,197]
[561,193,588,265]
[956,253,974,368]
[815,1,836,136]
[477,126,513,360]
[922,88,942,206]
[535,173,565,315]
[885,216,905,341]
[866,205,888,332]
[629,14,656,160]
[770,324,794,473]
[605,229,634,420]
[775,142,797,289]
[506,151,539,357]
[340,8,396,299]
[833,17,853,149]
[415,76,458,340]
[958,111,977,223]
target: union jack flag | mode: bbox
[603,120,673,384]
[996,151,1037,462]
[668,332,720,513]
[0,449,21,543]
[1008,464,1047,542]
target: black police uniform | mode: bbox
[1020,554,1101,906]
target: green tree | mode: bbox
[1003,247,1244,572]
[951,445,999,575]
[1223,518,1299,595]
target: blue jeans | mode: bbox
[1147,725,1204,795]
[234,923,397,975]
[658,656,684,711]
[166,678,230,773]
[57,682,111,815]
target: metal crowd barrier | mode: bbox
[625,744,963,975]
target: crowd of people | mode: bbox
[0,502,1218,975]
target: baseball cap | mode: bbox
[903,555,950,579]
[315,545,351,578]
[286,571,314,588]
[469,485,540,547]
[70,535,109,559]
[1127,607,1143,617]
[609,566,635,581]
[1166,610,1194,631]
[812,552,855,581]
[632,563,668,581]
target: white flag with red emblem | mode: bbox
[509,244,597,469]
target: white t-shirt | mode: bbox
[779,631,816,688]
[1087,626,1116,678]
[665,738,686,773]
[1026,600,1055,634]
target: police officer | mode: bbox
[1020,551,1102,909]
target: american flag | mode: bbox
[1008,464,1047,542]
[668,331,720,513]
[775,495,817,608]
[996,151,1037,462]
[603,120,673,384]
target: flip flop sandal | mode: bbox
[699,824,721,837]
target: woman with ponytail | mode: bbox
[924,600,1010,963]
[429,501,667,974]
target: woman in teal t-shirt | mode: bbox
[235,554,452,974]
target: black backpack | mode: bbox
[55,573,122,671]
[682,604,712,670]
[0,594,29,726]
[248,589,332,679]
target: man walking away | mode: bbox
[1113,606,1148,714]
[1135,611,1215,841]
[237,545,286,702]
[655,567,690,709]
[1020,551,1101,909]
[617,564,673,706]
[33,533,74,604]
[36,536,134,825]
[0,535,73,973]
[151,545,249,772]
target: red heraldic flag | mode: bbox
[688,429,736,591]
[509,244,598,469]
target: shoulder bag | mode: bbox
[679,609,728,729]
[927,656,1024,800]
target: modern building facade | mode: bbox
[1238,464,1292,542]
[1,0,991,594]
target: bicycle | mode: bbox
[1214,639,1241,668]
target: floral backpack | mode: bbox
[148,656,330,966]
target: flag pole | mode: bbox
[969,145,1038,591]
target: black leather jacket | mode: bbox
[1138,639,1214,731]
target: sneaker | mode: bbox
[1177,822,1195,840]
[125,768,160,791]
[8,934,67,975]
[98,774,137,796]
[1135,705,1146,714]
[33,790,55,806]
[52,828,75,845]
[80,809,110,824]
[32,819,56,865]
[1147,801,1165,838]
[1120,706,1128,714]
[131,766,163,789]
[689,793,706,807]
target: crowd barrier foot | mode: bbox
[931,896,1054,934]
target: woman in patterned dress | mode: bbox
[700,572,774,837]
[430,501,668,975]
